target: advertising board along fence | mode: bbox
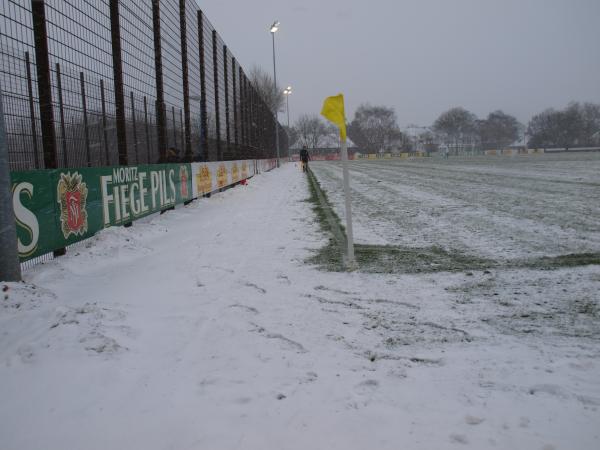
[257,158,278,173]
[12,158,264,263]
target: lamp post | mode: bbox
[283,86,292,128]
[270,20,280,167]
[283,86,292,160]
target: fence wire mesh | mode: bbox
[1,0,288,171]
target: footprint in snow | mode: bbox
[229,304,259,314]
[266,333,307,353]
[200,265,234,274]
[300,372,318,384]
[449,434,469,445]
[243,282,267,294]
[277,274,291,285]
[465,415,485,425]
[314,285,356,295]
[354,379,380,394]
[233,397,252,405]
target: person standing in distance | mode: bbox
[300,145,311,172]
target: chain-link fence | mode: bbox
[0,0,288,171]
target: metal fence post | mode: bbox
[239,68,245,154]
[0,86,22,281]
[198,10,208,162]
[251,81,256,154]
[232,57,238,155]
[180,109,184,157]
[80,72,91,166]
[172,106,178,150]
[108,0,128,166]
[223,45,230,158]
[179,0,192,162]
[99,79,110,164]
[55,63,68,167]
[143,96,151,163]
[24,51,40,169]
[242,71,248,154]
[246,76,251,158]
[31,0,57,169]
[152,0,167,162]
[248,80,254,152]
[130,92,139,164]
[212,30,221,161]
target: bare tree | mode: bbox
[248,65,284,114]
[283,125,299,149]
[433,107,477,140]
[347,104,402,153]
[295,114,332,148]
[433,107,478,153]
[478,110,522,150]
[578,102,600,145]
[527,102,600,149]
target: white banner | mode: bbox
[257,158,278,173]
[191,160,256,198]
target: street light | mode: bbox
[270,20,280,167]
[283,86,292,161]
[283,86,292,128]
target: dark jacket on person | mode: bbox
[300,149,310,162]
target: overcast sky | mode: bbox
[199,0,600,128]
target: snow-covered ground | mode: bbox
[1,162,599,450]
[311,153,600,261]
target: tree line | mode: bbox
[286,102,600,153]
[249,66,600,152]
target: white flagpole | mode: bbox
[340,137,356,268]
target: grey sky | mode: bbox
[200,0,600,128]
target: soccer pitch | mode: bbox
[310,153,600,272]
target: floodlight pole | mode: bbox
[284,87,292,161]
[270,23,280,167]
[0,86,22,281]
[286,94,290,128]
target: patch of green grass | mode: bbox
[305,168,600,274]
[305,169,345,244]
[517,253,600,270]
[305,169,494,273]
[354,244,493,274]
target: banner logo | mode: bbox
[179,165,189,198]
[217,163,228,188]
[231,162,239,183]
[57,172,88,239]
[196,165,212,194]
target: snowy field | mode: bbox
[1,161,599,450]
[311,153,600,261]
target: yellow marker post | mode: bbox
[321,94,356,269]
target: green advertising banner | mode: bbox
[11,163,192,262]
[11,170,57,262]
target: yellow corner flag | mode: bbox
[321,94,347,141]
